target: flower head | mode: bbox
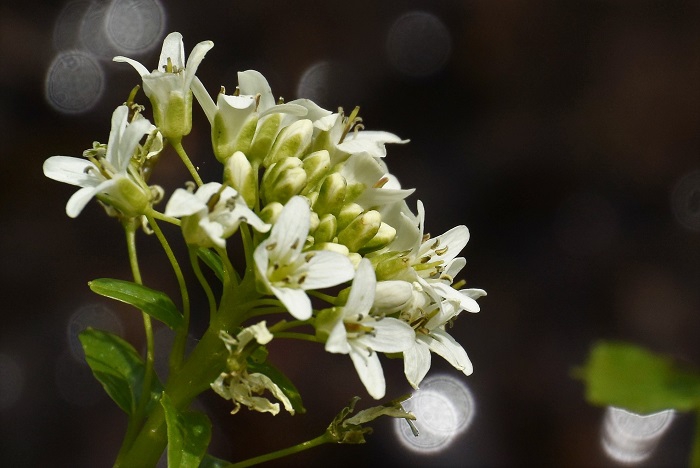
[43,105,153,218]
[254,196,355,320]
[164,182,269,249]
[114,32,213,140]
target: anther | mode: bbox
[373,176,389,189]
[266,242,277,251]
[435,246,448,256]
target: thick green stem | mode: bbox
[229,432,335,468]
[171,139,203,186]
[189,247,218,322]
[691,410,700,468]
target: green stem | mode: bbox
[691,409,700,468]
[273,332,321,343]
[189,247,218,322]
[117,221,155,456]
[308,290,338,306]
[171,139,203,186]
[147,214,190,372]
[229,432,335,468]
[147,208,181,226]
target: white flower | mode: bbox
[164,182,269,249]
[402,292,485,389]
[43,105,153,217]
[114,32,213,140]
[254,196,355,320]
[325,259,415,399]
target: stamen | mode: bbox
[304,253,315,262]
[219,85,226,95]
[165,57,173,73]
[277,96,285,104]
[422,233,431,243]
[373,176,389,189]
[206,184,230,211]
[254,93,261,111]
[297,274,307,285]
[435,246,448,256]
[266,242,277,251]
[338,106,361,144]
[290,239,299,250]
[233,86,240,97]
[430,239,440,250]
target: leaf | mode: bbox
[89,278,183,330]
[161,393,212,468]
[247,359,306,414]
[79,328,163,415]
[196,248,224,282]
[576,341,700,414]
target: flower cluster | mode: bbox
[44,31,485,411]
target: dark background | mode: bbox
[1,0,699,466]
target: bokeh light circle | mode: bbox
[45,50,104,114]
[66,303,124,361]
[601,406,675,464]
[386,11,452,77]
[671,169,700,232]
[105,0,166,55]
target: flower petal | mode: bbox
[403,340,432,389]
[343,259,375,314]
[361,318,414,353]
[349,345,386,399]
[164,188,207,218]
[159,32,185,70]
[65,180,113,218]
[301,250,355,290]
[237,70,275,111]
[184,39,214,87]
[427,329,473,376]
[270,285,312,321]
[112,56,150,76]
[266,196,310,261]
[43,156,102,188]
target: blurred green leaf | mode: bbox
[161,393,212,468]
[248,359,306,414]
[79,328,163,415]
[89,278,183,330]
[577,341,700,414]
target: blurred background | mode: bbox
[1,0,700,466]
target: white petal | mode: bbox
[43,156,102,188]
[159,32,185,70]
[114,117,152,171]
[191,77,216,124]
[354,187,415,208]
[106,106,129,158]
[431,225,470,263]
[267,196,309,261]
[344,259,375,314]
[325,319,351,354]
[427,329,473,376]
[403,341,432,389]
[184,40,214,87]
[338,131,408,158]
[349,346,386,399]
[431,282,480,312]
[164,188,206,218]
[271,285,312,321]
[301,250,355,290]
[237,70,275,111]
[66,180,113,218]
[361,318,414,353]
[112,56,150,76]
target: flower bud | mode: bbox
[248,113,283,164]
[150,89,192,141]
[313,173,346,217]
[337,210,381,252]
[261,157,307,205]
[263,119,313,167]
[373,280,413,314]
[212,93,258,162]
[260,201,283,224]
[374,254,411,281]
[337,202,363,230]
[224,151,257,208]
[106,176,151,217]
[314,213,337,243]
[359,222,396,253]
[301,150,331,195]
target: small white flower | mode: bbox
[114,32,213,139]
[164,182,269,249]
[43,105,153,217]
[254,196,355,320]
[325,259,415,399]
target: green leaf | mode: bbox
[161,393,212,468]
[577,341,700,414]
[247,359,306,414]
[89,278,183,330]
[196,248,224,282]
[79,328,163,415]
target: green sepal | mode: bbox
[89,278,183,330]
[576,341,700,414]
[247,359,306,414]
[196,248,224,282]
[314,307,343,342]
[79,328,163,415]
[161,393,212,468]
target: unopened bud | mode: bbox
[212,93,258,162]
[248,113,283,164]
[373,280,413,314]
[374,254,411,281]
[313,173,347,217]
[261,157,307,205]
[301,150,331,195]
[263,119,313,167]
[314,214,337,243]
[360,222,396,253]
[224,151,257,207]
[260,201,283,224]
[337,202,363,230]
[337,210,381,252]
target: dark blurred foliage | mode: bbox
[1,0,699,466]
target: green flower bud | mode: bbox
[248,113,283,164]
[151,90,192,141]
[263,119,313,167]
[337,202,363,230]
[373,280,413,314]
[359,222,397,254]
[301,150,331,195]
[212,110,258,162]
[260,201,283,224]
[314,213,337,243]
[337,210,381,252]
[313,173,346,217]
[224,151,257,208]
[374,254,411,281]
[261,157,307,205]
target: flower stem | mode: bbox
[229,432,335,468]
[273,332,321,343]
[147,214,190,372]
[189,246,218,322]
[171,139,203,186]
